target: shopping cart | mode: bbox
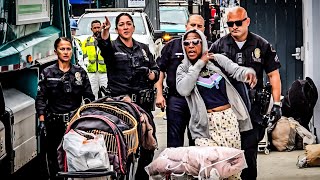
[57,103,139,180]
[258,128,270,155]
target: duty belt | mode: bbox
[49,112,72,123]
[130,89,155,104]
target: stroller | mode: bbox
[57,103,140,179]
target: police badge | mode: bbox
[142,49,149,61]
[252,48,262,63]
[75,72,82,85]
[254,48,261,58]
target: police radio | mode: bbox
[236,52,244,65]
[258,82,272,116]
[258,82,275,130]
[131,56,141,68]
[249,82,273,127]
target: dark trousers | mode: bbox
[166,95,194,147]
[45,119,66,180]
[241,104,265,180]
[135,147,155,179]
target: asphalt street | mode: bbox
[152,108,320,180]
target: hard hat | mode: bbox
[70,19,78,30]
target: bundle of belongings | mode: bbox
[95,94,158,151]
[145,146,247,179]
[297,144,320,168]
[282,77,318,131]
[271,77,318,151]
[271,116,316,152]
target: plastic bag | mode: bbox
[145,146,247,179]
[63,129,110,172]
[272,116,296,151]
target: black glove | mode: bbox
[37,121,47,137]
[266,105,282,133]
[270,104,282,123]
[135,67,150,77]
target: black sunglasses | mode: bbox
[183,39,202,46]
[227,18,247,27]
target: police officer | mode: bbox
[97,13,159,179]
[82,20,108,100]
[209,7,282,180]
[36,37,95,180]
[155,15,209,148]
[70,19,85,69]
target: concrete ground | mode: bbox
[152,108,320,180]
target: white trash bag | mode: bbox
[63,129,110,172]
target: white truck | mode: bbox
[0,0,71,176]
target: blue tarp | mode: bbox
[69,0,92,4]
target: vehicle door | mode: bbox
[145,15,160,58]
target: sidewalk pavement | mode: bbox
[152,108,320,180]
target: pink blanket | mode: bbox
[145,146,247,179]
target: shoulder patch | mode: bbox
[274,54,280,62]
[142,49,149,61]
[270,45,276,52]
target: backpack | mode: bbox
[282,77,318,130]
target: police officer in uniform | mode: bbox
[209,7,282,180]
[70,19,85,69]
[36,37,95,179]
[97,13,159,179]
[155,15,209,148]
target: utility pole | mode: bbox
[201,0,211,40]
[188,0,193,14]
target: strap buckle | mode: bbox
[131,94,137,102]
[62,114,70,123]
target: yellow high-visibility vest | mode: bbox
[82,36,106,73]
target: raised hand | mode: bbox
[101,16,111,40]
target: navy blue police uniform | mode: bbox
[97,36,159,180]
[157,38,195,147]
[210,32,281,180]
[36,63,95,179]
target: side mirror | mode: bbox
[153,30,165,41]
